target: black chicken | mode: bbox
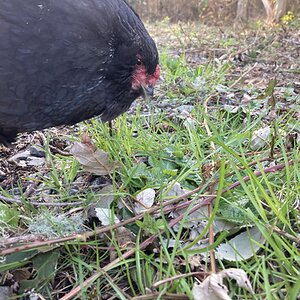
[0,0,160,144]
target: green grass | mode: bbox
[0,23,300,299]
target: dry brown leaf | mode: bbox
[115,226,135,248]
[192,268,254,300]
[70,141,120,175]
[109,226,135,262]
[188,254,203,271]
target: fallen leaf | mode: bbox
[109,226,135,262]
[192,268,253,300]
[188,254,203,271]
[163,181,187,198]
[71,141,120,175]
[95,208,120,225]
[251,126,271,150]
[221,269,254,292]
[19,250,60,293]
[134,188,155,213]
[215,226,266,261]
[88,185,115,219]
[115,226,135,248]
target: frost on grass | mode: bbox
[193,268,254,300]
[28,213,85,238]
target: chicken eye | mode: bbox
[136,59,142,66]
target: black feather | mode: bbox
[0,0,159,143]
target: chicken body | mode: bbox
[0,0,160,143]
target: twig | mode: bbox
[60,199,216,300]
[203,90,218,274]
[152,271,208,288]
[208,203,216,273]
[1,160,295,299]
[49,144,71,156]
[271,226,300,244]
[60,160,295,300]
[23,181,40,197]
[0,183,208,255]
[131,293,188,300]
[1,160,295,257]
[0,234,45,248]
[229,62,258,89]
[0,194,83,207]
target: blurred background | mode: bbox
[128,0,300,24]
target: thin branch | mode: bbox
[271,226,300,244]
[0,183,207,255]
[229,62,258,89]
[60,160,295,300]
[131,293,188,300]
[152,271,208,288]
[0,194,83,207]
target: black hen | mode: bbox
[0,0,160,144]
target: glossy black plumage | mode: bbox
[0,0,159,143]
